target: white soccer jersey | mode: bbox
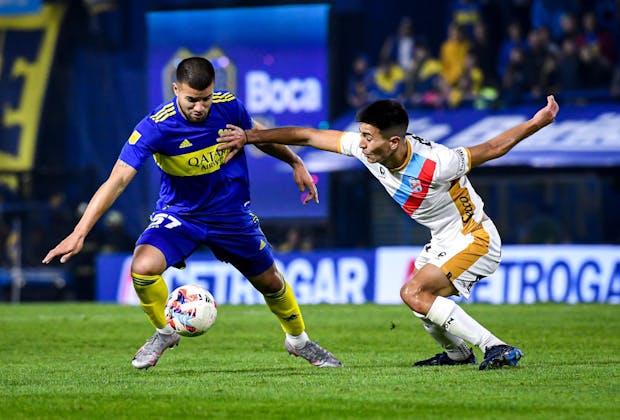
[339,132,487,248]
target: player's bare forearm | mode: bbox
[249,127,342,153]
[217,125,342,154]
[469,95,559,168]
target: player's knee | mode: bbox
[249,266,284,295]
[260,273,285,294]
[400,282,427,314]
[130,258,163,277]
[131,244,167,276]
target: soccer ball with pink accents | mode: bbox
[164,284,217,337]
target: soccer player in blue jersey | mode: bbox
[43,57,342,369]
[218,96,559,370]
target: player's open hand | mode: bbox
[291,161,319,205]
[42,232,84,264]
[532,95,559,127]
[217,124,248,164]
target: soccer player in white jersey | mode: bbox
[217,95,559,370]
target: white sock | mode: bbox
[157,324,175,335]
[426,296,504,353]
[286,331,310,349]
[422,322,473,361]
[413,311,471,361]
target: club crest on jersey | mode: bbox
[408,177,423,193]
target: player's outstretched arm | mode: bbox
[469,95,559,168]
[42,160,137,264]
[218,124,343,153]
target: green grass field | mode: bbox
[1,303,618,419]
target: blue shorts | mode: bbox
[135,211,275,278]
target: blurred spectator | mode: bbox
[447,0,482,37]
[578,41,612,89]
[406,42,445,108]
[537,25,560,56]
[558,12,579,44]
[524,28,549,83]
[439,24,471,88]
[497,21,527,82]
[558,38,580,91]
[371,58,406,101]
[502,46,528,105]
[99,210,134,254]
[576,11,616,65]
[470,21,498,88]
[573,10,614,91]
[380,16,416,74]
[346,54,373,110]
[530,0,579,42]
[22,192,74,267]
[534,52,560,97]
[448,51,484,107]
[277,227,314,253]
[517,203,568,244]
[525,28,558,98]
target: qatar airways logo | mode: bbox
[245,71,322,114]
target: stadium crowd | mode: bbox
[347,0,620,111]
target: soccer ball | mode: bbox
[164,284,217,337]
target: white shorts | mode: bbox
[415,219,502,299]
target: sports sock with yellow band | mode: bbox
[131,272,169,329]
[263,279,305,336]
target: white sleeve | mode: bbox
[338,132,361,156]
[434,145,471,182]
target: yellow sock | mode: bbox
[263,279,305,335]
[132,272,168,329]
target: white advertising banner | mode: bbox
[374,245,620,304]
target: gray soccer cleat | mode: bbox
[285,339,343,368]
[132,331,180,369]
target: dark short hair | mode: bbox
[356,99,409,136]
[176,57,215,90]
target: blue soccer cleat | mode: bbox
[413,349,477,367]
[479,344,523,370]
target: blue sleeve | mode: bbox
[118,118,159,170]
[235,98,253,130]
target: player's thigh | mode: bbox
[136,212,202,269]
[207,218,275,281]
[417,222,501,298]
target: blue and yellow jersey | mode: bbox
[119,90,253,221]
